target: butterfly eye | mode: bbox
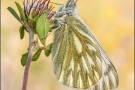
[66,9,74,15]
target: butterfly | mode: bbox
[51,0,119,89]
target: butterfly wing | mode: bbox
[51,0,119,89]
[76,16,119,90]
[52,15,103,89]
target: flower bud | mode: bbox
[23,0,55,32]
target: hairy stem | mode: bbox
[22,28,34,90]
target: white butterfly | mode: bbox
[51,0,119,89]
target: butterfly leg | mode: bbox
[42,20,62,40]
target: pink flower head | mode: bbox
[23,0,55,21]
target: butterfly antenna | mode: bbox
[74,0,78,5]
[50,2,64,6]
[50,2,64,12]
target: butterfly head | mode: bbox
[54,0,78,18]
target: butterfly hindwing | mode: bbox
[76,16,119,90]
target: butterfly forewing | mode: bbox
[52,16,103,89]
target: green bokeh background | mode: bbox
[1,0,134,90]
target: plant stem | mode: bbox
[22,29,34,90]
[29,30,34,44]
[22,54,33,90]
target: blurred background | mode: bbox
[1,0,134,90]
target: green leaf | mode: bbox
[19,26,25,39]
[21,52,28,66]
[15,2,26,22]
[32,49,42,61]
[7,7,22,24]
[44,43,52,57]
[21,49,42,66]
[36,10,50,45]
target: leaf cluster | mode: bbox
[7,2,53,66]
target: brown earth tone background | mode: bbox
[1,0,134,90]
